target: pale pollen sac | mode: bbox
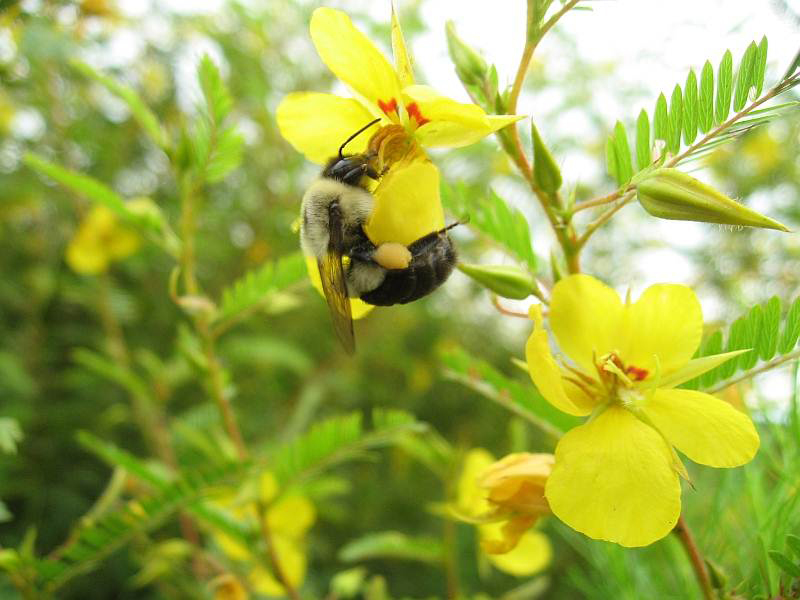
[374,242,412,270]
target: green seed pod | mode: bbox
[636,168,789,231]
[458,263,537,300]
[532,122,562,194]
[445,21,488,86]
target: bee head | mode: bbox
[322,118,382,187]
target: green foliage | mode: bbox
[338,531,444,565]
[190,55,244,183]
[605,37,781,185]
[0,418,22,455]
[22,153,164,233]
[684,296,800,390]
[215,251,307,325]
[768,550,800,578]
[441,183,538,271]
[269,409,426,487]
[33,458,247,591]
[439,345,579,439]
[70,60,169,150]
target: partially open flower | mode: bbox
[478,452,553,554]
[455,449,552,576]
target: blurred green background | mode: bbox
[1,1,799,598]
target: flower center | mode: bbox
[368,124,424,172]
[593,352,649,406]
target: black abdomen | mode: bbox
[360,231,457,306]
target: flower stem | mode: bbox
[674,516,715,600]
[499,0,582,274]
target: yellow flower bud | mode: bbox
[458,263,537,300]
[636,168,789,231]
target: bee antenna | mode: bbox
[339,118,381,159]
[439,219,466,234]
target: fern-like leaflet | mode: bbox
[606,36,800,186]
[683,296,800,391]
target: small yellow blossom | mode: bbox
[526,274,760,547]
[455,449,552,576]
[210,473,316,596]
[478,452,553,554]
[210,574,248,600]
[66,204,141,275]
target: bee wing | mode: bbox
[318,203,355,354]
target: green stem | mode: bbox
[707,348,800,395]
[674,516,715,600]
[177,173,301,600]
[498,0,582,274]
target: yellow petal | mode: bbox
[249,536,306,596]
[545,406,681,547]
[643,388,760,467]
[549,274,624,374]
[617,284,703,377]
[267,495,316,539]
[259,472,279,503]
[456,448,495,517]
[277,92,376,164]
[364,158,445,246]
[391,1,414,88]
[305,256,374,319]
[484,529,551,576]
[655,350,750,389]
[403,84,514,148]
[479,515,536,554]
[526,304,596,416]
[66,233,109,274]
[310,8,401,117]
[213,531,251,562]
[106,227,140,260]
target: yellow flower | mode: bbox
[456,449,552,576]
[277,6,521,247]
[211,473,316,596]
[66,204,141,275]
[526,274,760,547]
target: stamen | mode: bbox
[625,365,649,381]
[563,375,595,398]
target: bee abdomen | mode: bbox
[360,233,456,306]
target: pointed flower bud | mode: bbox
[445,21,488,86]
[636,168,789,231]
[532,122,562,194]
[458,263,537,300]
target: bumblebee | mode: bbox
[300,119,458,352]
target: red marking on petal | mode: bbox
[626,365,649,381]
[406,102,430,126]
[378,98,399,116]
